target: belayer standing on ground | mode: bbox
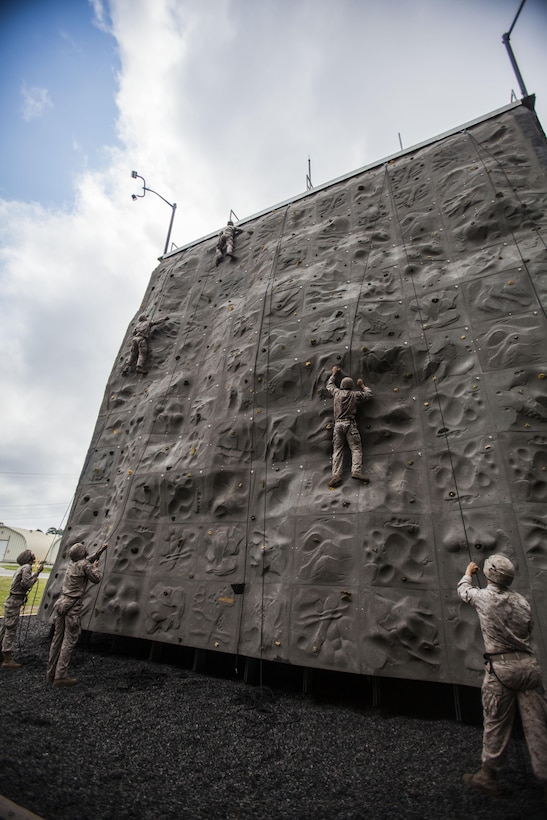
[1,550,44,669]
[46,541,107,687]
[457,555,547,801]
[325,365,372,489]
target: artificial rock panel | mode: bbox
[41,101,547,687]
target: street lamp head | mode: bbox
[131,194,138,201]
[131,170,138,179]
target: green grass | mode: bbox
[0,571,51,617]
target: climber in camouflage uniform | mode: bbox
[122,313,169,375]
[215,220,241,265]
[458,555,547,799]
[46,542,107,686]
[325,365,372,489]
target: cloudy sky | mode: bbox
[1,0,546,532]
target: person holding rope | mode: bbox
[458,555,547,799]
[46,541,107,687]
[1,550,44,669]
[325,365,372,489]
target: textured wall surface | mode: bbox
[41,101,547,687]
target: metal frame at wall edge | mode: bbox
[159,97,537,261]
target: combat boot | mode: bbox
[463,765,500,796]
[53,677,78,687]
[351,472,369,483]
[1,653,22,669]
[328,475,342,488]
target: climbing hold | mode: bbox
[127,470,133,475]
[207,530,214,536]
[305,361,311,367]
[393,387,399,393]
[538,373,546,380]
[423,402,429,407]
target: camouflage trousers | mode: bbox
[0,595,25,653]
[332,419,363,476]
[126,335,148,370]
[215,236,234,262]
[47,596,83,681]
[482,655,547,781]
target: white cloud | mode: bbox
[89,0,112,34]
[21,84,54,122]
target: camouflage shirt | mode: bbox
[326,374,372,421]
[457,574,533,655]
[61,558,101,599]
[8,563,40,598]
[133,318,152,339]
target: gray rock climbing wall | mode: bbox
[41,100,547,687]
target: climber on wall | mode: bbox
[325,365,372,489]
[122,313,169,376]
[215,219,241,266]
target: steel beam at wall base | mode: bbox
[76,631,483,723]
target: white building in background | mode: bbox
[0,524,61,564]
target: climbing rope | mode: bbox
[232,204,290,692]
[17,493,75,649]
[81,251,218,635]
[347,168,390,373]
[463,128,547,322]
[383,161,475,568]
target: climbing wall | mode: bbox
[41,101,547,687]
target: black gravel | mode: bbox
[0,617,545,820]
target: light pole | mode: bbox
[131,171,177,256]
[502,0,529,100]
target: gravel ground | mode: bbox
[0,617,545,820]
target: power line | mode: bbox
[1,502,71,509]
[0,472,77,478]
